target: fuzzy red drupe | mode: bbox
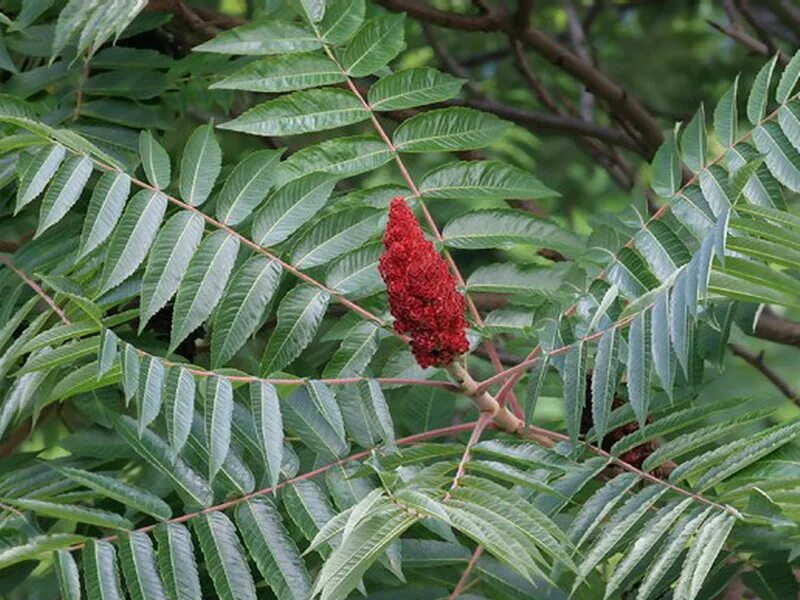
[379,198,469,368]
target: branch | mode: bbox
[729,343,800,406]
[707,20,790,64]
[376,1,495,31]
[447,97,640,150]
[754,307,800,348]
[378,0,665,157]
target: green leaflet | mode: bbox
[747,54,779,124]
[0,535,84,571]
[82,540,124,600]
[98,189,167,295]
[53,0,144,59]
[591,327,619,443]
[2,497,133,530]
[776,50,800,103]
[673,511,737,600]
[291,207,382,269]
[681,104,707,173]
[273,135,392,186]
[319,0,364,44]
[369,67,464,111]
[338,14,406,77]
[211,256,282,367]
[284,480,338,551]
[138,130,170,190]
[36,154,93,236]
[214,148,284,226]
[572,486,668,593]
[169,229,239,353]
[235,498,313,600]
[154,523,202,600]
[752,121,800,192]
[117,532,169,600]
[420,160,558,199]
[325,242,383,298]
[393,107,508,153]
[55,550,82,600]
[163,366,195,456]
[139,211,205,331]
[179,123,221,207]
[192,512,258,600]
[627,311,652,428]
[136,354,164,434]
[115,414,213,508]
[605,498,694,599]
[650,135,681,197]
[282,381,348,459]
[323,321,382,378]
[441,208,584,257]
[54,465,172,520]
[250,380,284,489]
[194,21,320,55]
[220,88,368,137]
[297,0,325,24]
[15,143,65,213]
[78,171,130,259]
[211,53,345,93]
[562,340,587,443]
[713,76,738,148]
[260,284,330,375]
[204,375,234,481]
[314,507,417,600]
[252,172,337,247]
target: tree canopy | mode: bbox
[0,1,799,599]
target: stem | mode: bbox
[3,260,451,397]
[318,41,525,418]
[475,95,795,398]
[448,546,484,600]
[476,313,638,394]
[525,424,737,515]
[87,160,394,335]
[66,420,481,552]
[444,412,493,500]
[0,255,68,324]
[729,343,800,407]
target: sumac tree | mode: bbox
[0,1,798,599]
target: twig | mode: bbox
[72,59,90,122]
[0,255,68,324]
[446,97,641,151]
[735,0,779,55]
[564,0,595,120]
[729,343,800,407]
[422,22,482,96]
[444,411,493,500]
[448,546,484,599]
[707,20,790,64]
